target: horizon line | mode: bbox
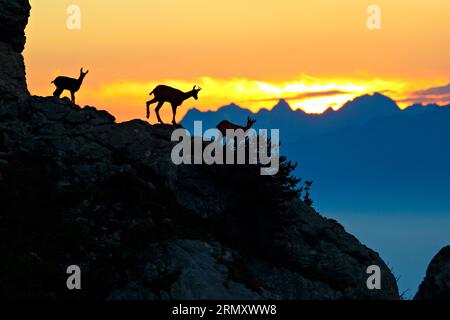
[186,92,450,117]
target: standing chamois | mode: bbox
[146,85,202,125]
[216,116,257,136]
[51,68,89,104]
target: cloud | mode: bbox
[404,83,450,106]
[415,83,450,96]
[397,97,442,104]
[245,90,350,102]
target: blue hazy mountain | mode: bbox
[181,93,450,215]
[183,93,404,138]
[182,92,450,295]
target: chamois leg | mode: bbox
[146,98,157,119]
[171,104,178,125]
[70,91,76,104]
[53,87,63,98]
[155,101,165,124]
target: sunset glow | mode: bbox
[24,0,450,122]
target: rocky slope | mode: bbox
[415,246,450,300]
[0,0,400,299]
[0,0,30,103]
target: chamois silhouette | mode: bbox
[51,68,89,104]
[216,116,257,136]
[146,85,202,125]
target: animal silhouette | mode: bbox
[216,116,257,136]
[51,68,89,104]
[146,85,202,125]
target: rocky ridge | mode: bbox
[415,246,450,300]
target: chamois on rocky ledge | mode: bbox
[146,85,202,125]
[216,116,257,136]
[51,68,89,104]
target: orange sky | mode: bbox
[24,0,450,123]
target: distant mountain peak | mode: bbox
[351,92,398,105]
[213,103,251,117]
[217,102,243,110]
[222,102,241,108]
[271,99,293,113]
[322,106,336,115]
[403,103,443,115]
[338,92,400,117]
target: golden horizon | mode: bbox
[24,0,450,122]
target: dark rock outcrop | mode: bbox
[0,0,400,299]
[0,0,30,103]
[415,246,450,300]
[0,95,400,299]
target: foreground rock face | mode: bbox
[415,246,450,300]
[0,95,400,299]
[0,0,400,299]
[0,87,402,300]
[0,0,30,103]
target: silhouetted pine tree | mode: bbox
[272,156,302,201]
[303,180,314,207]
[212,136,315,254]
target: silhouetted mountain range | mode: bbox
[183,93,449,136]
